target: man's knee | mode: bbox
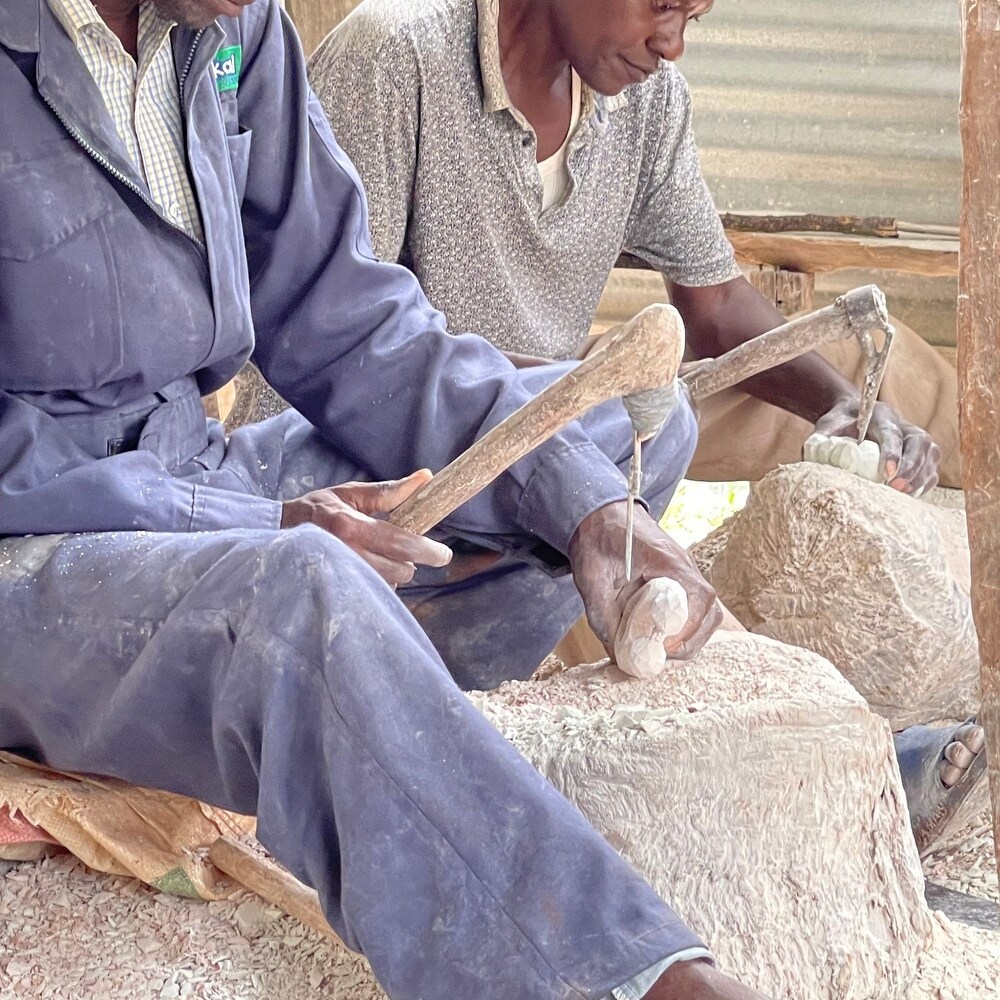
[256,523,347,581]
[240,526,385,648]
[250,525,432,671]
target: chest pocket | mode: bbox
[0,141,111,261]
[0,142,123,390]
[225,128,253,205]
[217,87,252,205]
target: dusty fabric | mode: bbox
[0,396,701,999]
[694,465,977,730]
[0,802,59,861]
[0,2,716,994]
[0,0,636,554]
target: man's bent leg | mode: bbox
[206,385,697,688]
[0,528,701,999]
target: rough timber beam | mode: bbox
[957,0,1000,885]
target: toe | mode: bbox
[944,740,977,770]
[957,723,986,755]
[940,762,965,788]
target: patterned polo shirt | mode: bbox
[47,0,204,242]
[310,0,740,360]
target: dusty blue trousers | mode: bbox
[0,381,699,999]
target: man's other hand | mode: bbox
[568,501,722,661]
[814,397,941,496]
[281,470,453,587]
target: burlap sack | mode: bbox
[0,752,254,899]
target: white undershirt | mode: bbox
[537,69,582,213]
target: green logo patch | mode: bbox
[212,45,242,93]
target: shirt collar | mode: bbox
[46,0,176,51]
[476,0,628,122]
[46,0,104,45]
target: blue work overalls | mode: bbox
[0,2,702,996]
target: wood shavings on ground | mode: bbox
[907,911,1000,999]
[0,853,373,1000]
[1,829,998,999]
[923,804,998,904]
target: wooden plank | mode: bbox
[743,265,815,316]
[724,231,959,278]
[720,212,897,238]
[957,0,1000,884]
[617,232,958,278]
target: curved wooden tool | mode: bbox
[682,284,892,403]
[388,304,686,537]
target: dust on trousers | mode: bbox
[0,373,699,1000]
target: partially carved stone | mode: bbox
[694,464,978,729]
[309,633,932,998]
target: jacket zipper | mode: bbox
[178,27,207,99]
[40,63,206,250]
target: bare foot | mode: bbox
[940,721,985,787]
[895,717,987,853]
[646,959,771,1000]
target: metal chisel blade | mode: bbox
[625,431,642,581]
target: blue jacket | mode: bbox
[0,0,629,550]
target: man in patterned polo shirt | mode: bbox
[0,0,775,997]
[313,0,953,495]
[311,0,984,858]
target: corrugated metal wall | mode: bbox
[598,0,962,350]
[683,0,963,226]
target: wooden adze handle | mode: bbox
[387,303,686,537]
[682,284,891,401]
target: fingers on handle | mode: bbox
[341,470,435,516]
[317,509,452,568]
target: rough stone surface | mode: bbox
[693,465,979,729]
[470,633,931,999]
[2,635,997,997]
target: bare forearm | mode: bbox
[670,277,858,424]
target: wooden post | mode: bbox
[957,0,1000,879]
[284,0,362,57]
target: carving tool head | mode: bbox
[834,285,895,445]
[854,322,895,444]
